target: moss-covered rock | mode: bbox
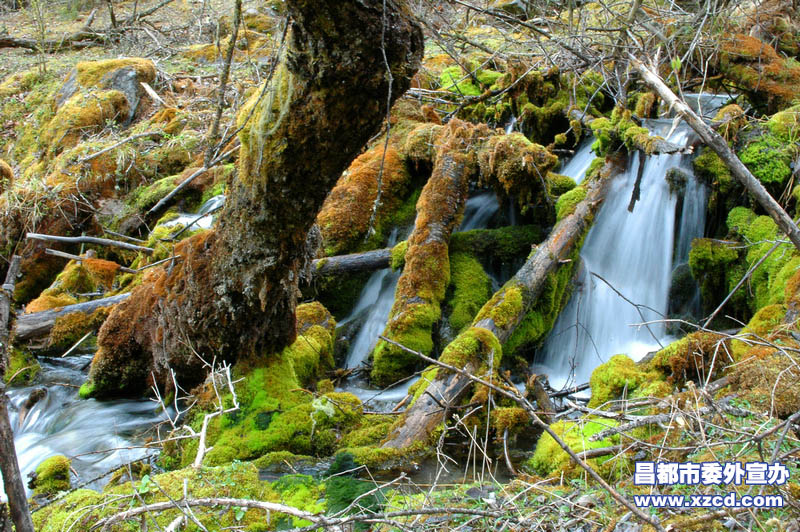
[3,348,41,385]
[30,455,71,497]
[688,238,740,314]
[589,354,668,407]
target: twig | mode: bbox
[27,233,153,255]
[45,249,136,274]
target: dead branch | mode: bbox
[26,233,153,255]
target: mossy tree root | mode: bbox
[87,0,424,398]
[382,156,622,449]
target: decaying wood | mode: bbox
[632,57,800,251]
[27,233,153,255]
[0,255,35,532]
[382,158,620,449]
[529,374,555,424]
[14,293,130,342]
[312,248,392,277]
[0,10,105,51]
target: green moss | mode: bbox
[739,134,793,187]
[548,173,576,196]
[447,253,491,332]
[78,381,96,399]
[588,354,667,407]
[693,149,733,191]
[75,58,156,88]
[440,66,481,96]
[252,450,314,470]
[555,185,586,221]
[272,474,324,527]
[767,105,800,142]
[449,225,542,260]
[439,326,503,369]
[688,238,740,313]
[48,308,109,351]
[32,455,71,496]
[733,304,787,359]
[4,348,41,385]
[391,240,409,271]
[726,206,757,235]
[371,302,439,386]
[526,417,621,478]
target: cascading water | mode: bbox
[536,120,707,389]
[2,355,168,499]
[340,191,500,409]
[162,194,226,230]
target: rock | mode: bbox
[575,493,598,508]
[668,262,698,319]
[17,386,46,428]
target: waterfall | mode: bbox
[536,121,707,389]
[161,194,226,230]
[2,355,168,499]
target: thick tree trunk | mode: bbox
[382,157,621,448]
[632,58,800,251]
[0,255,35,532]
[87,0,423,398]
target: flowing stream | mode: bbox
[535,116,715,389]
[2,355,168,500]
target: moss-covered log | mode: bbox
[382,156,621,449]
[84,0,424,398]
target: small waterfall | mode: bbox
[162,194,226,230]
[2,356,168,498]
[504,116,517,135]
[459,191,500,231]
[560,138,596,184]
[537,122,707,389]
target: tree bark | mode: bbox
[382,157,621,448]
[0,255,35,532]
[312,248,392,277]
[631,57,800,251]
[87,0,424,398]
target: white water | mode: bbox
[2,355,168,500]
[537,121,707,389]
[162,194,226,230]
[341,192,500,408]
[560,137,595,184]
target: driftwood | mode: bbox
[27,233,153,255]
[632,57,800,251]
[0,255,35,532]
[14,293,130,342]
[382,157,620,448]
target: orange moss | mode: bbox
[83,258,121,289]
[720,34,800,113]
[317,145,413,255]
[25,293,78,313]
[732,346,800,417]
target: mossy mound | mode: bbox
[644,331,730,386]
[588,354,669,408]
[526,417,624,479]
[26,258,120,314]
[732,345,800,418]
[48,307,110,351]
[30,455,71,497]
[318,144,415,256]
[720,34,800,114]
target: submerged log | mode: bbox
[382,157,622,449]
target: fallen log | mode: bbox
[632,57,800,251]
[312,248,392,277]
[382,156,622,448]
[14,293,130,342]
[0,10,107,51]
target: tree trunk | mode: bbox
[0,256,35,532]
[86,0,424,398]
[631,58,800,251]
[382,157,622,448]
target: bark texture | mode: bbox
[88,0,424,398]
[382,157,621,448]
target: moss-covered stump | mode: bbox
[29,455,71,497]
